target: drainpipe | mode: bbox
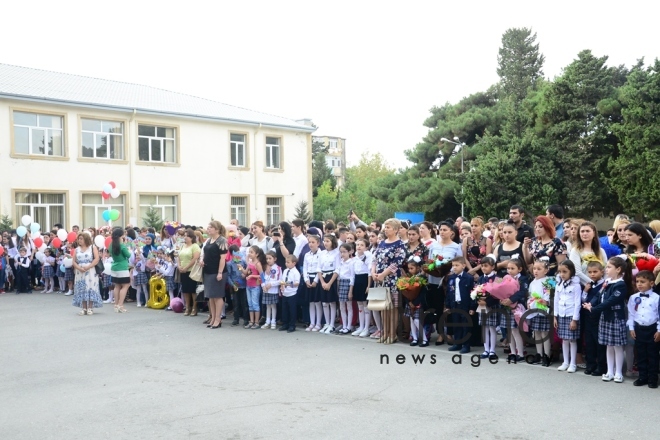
[253,123,261,222]
[129,109,136,224]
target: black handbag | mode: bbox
[92,246,104,276]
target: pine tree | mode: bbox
[142,206,164,231]
[0,215,13,233]
[293,200,312,224]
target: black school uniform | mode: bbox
[627,290,660,385]
[445,270,476,348]
[591,279,628,346]
[583,280,607,374]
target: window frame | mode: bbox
[264,135,283,171]
[230,195,250,227]
[78,115,127,162]
[10,107,68,161]
[138,193,181,223]
[136,122,180,166]
[265,196,283,226]
[229,131,249,169]
[12,189,69,231]
[80,192,128,228]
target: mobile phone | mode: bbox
[273,232,281,237]
[349,209,354,216]
[524,231,533,239]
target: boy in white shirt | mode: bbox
[627,271,660,388]
[279,255,301,333]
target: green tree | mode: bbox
[608,59,660,218]
[142,206,164,231]
[293,200,312,223]
[312,180,337,220]
[0,214,13,233]
[312,140,335,196]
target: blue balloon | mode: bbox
[102,210,111,221]
[30,223,41,234]
[60,264,66,273]
[16,226,27,237]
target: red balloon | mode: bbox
[0,245,4,257]
[67,232,78,243]
[52,238,62,248]
[34,237,43,248]
[105,237,112,249]
[102,192,110,200]
[109,181,116,189]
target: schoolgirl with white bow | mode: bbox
[261,250,281,329]
[553,260,582,373]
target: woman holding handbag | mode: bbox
[178,230,201,316]
[201,221,229,329]
[371,218,406,344]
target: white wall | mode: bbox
[0,98,312,229]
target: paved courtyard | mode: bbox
[0,293,655,439]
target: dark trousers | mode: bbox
[232,288,248,323]
[446,311,471,348]
[16,267,30,293]
[585,313,607,373]
[282,295,297,330]
[634,323,660,384]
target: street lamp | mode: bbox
[440,137,467,218]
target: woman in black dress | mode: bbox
[202,221,228,329]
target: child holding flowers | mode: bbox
[476,256,498,359]
[527,258,555,366]
[399,257,428,347]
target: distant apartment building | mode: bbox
[312,135,346,188]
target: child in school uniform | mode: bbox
[318,235,340,334]
[404,257,429,347]
[130,249,149,307]
[500,259,529,363]
[156,249,176,309]
[335,243,355,334]
[14,247,31,294]
[227,245,248,326]
[261,250,281,330]
[303,234,323,332]
[583,256,632,383]
[627,270,660,388]
[351,238,373,337]
[101,248,115,304]
[56,250,67,293]
[41,248,56,293]
[445,257,476,354]
[554,260,582,373]
[527,259,553,366]
[479,256,499,359]
[582,261,607,376]
[279,254,301,333]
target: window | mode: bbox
[329,139,337,150]
[13,111,64,156]
[230,133,246,167]
[265,137,281,169]
[266,197,281,225]
[138,125,176,163]
[82,193,126,227]
[139,195,178,222]
[15,192,66,231]
[325,157,341,168]
[81,119,124,159]
[230,196,248,227]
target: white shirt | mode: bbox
[293,234,308,258]
[353,251,373,275]
[454,274,461,302]
[527,277,551,319]
[262,264,282,294]
[317,248,340,273]
[553,276,582,320]
[335,258,355,286]
[303,250,321,282]
[427,241,463,285]
[627,290,660,331]
[281,267,301,297]
[157,260,175,277]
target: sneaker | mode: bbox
[137,304,143,308]
[602,374,614,382]
[305,325,314,332]
[352,328,364,336]
[567,365,577,373]
[613,375,624,383]
[557,363,569,371]
[103,299,113,304]
[261,323,270,329]
[64,290,73,296]
[359,328,370,338]
[323,326,334,334]
[320,324,329,333]
[448,345,461,352]
[270,324,277,330]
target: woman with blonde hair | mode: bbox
[462,217,492,278]
[371,218,406,344]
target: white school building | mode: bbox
[0,64,315,231]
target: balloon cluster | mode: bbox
[102,181,120,200]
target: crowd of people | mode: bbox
[2,204,660,387]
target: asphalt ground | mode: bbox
[0,292,656,440]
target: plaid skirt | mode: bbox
[262,292,279,305]
[556,316,580,340]
[64,268,75,282]
[338,278,352,302]
[486,307,509,328]
[529,315,550,332]
[598,317,627,346]
[101,273,112,288]
[404,303,420,319]
[319,273,338,303]
[164,276,175,293]
[42,265,54,278]
[134,271,148,285]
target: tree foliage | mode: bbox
[293,200,312,224]
[312,140,335,196]
[0,214,13,233]
[142,206,164,231]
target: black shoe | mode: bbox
[531,354,541,365]
[460,346,471,354]
[287,328,296,333]
[489,353,498,361]
[507,354,517,363]
[278,326,288,331]
[649,383,658,389]
[420,341,429,347]
[634,379,649,387]
[584,369,593,375]
[435,338,445,346]
[515,355,525,363]
[541,354,551,367]
[410,341,418,347]
[231,321,239,326]
[448,345,461,351]
[591,370,602,376]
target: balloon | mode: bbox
[30,223,40,234]
[21,215,32,226]
[0,246,4,257]
[51,238,62,248]
[110,188,120,199]
[67,232,78,243]
[60,264,66,273]
[170,297,185,313]
[33,231,41,239]
[105,237,112,249]
[38,243,47,252]
[57,229,68,241]
[34,237,43,248]
[102,192,110,200]
[102,183,112,194]
[17,226,27,237]
[94,235,106,249]
[63,258,73,268]
[110,210,120,221]
[109,181,116,189]
[102,210,111,222]
[35,251,46,264]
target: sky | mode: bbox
[2,0,659,168]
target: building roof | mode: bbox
[0,63,314,132]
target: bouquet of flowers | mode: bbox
[528,292,549,311]
[396,274,427,301]
[630,254,660,272]
[482,275,520,301]
[164,221,181,237]
[422,255,451,277]
[470,284,490,313]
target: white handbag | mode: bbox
[367,285,392,311]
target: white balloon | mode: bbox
[38,243,47,252]
[21,215,32,226]
[57,229,68,241]
[35,251,46,264]
[33,231,41,239]
[110,187,120,199]
[102,183,112,194]
[482,230,491,238]
[63,257,73,268]
[94,235,106,249]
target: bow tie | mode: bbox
[640,293,650,298]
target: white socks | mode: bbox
[136,284,148,305]
[535,331,550,356]
[484,326,497,353]
[315,302,323,327]
[410,318,427,343]
[266,304,277,324]
[309,303,317,327]
[509,328,524,356]
[562,340,578,366]
[362,303,371,328]
[339,301,353,329]
[610,346,624,377]
[372,310,381,331]
[355,303,365,332]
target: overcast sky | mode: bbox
[2,1,658,168]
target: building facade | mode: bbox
[0,64,315,231]
[312,135,346,189]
